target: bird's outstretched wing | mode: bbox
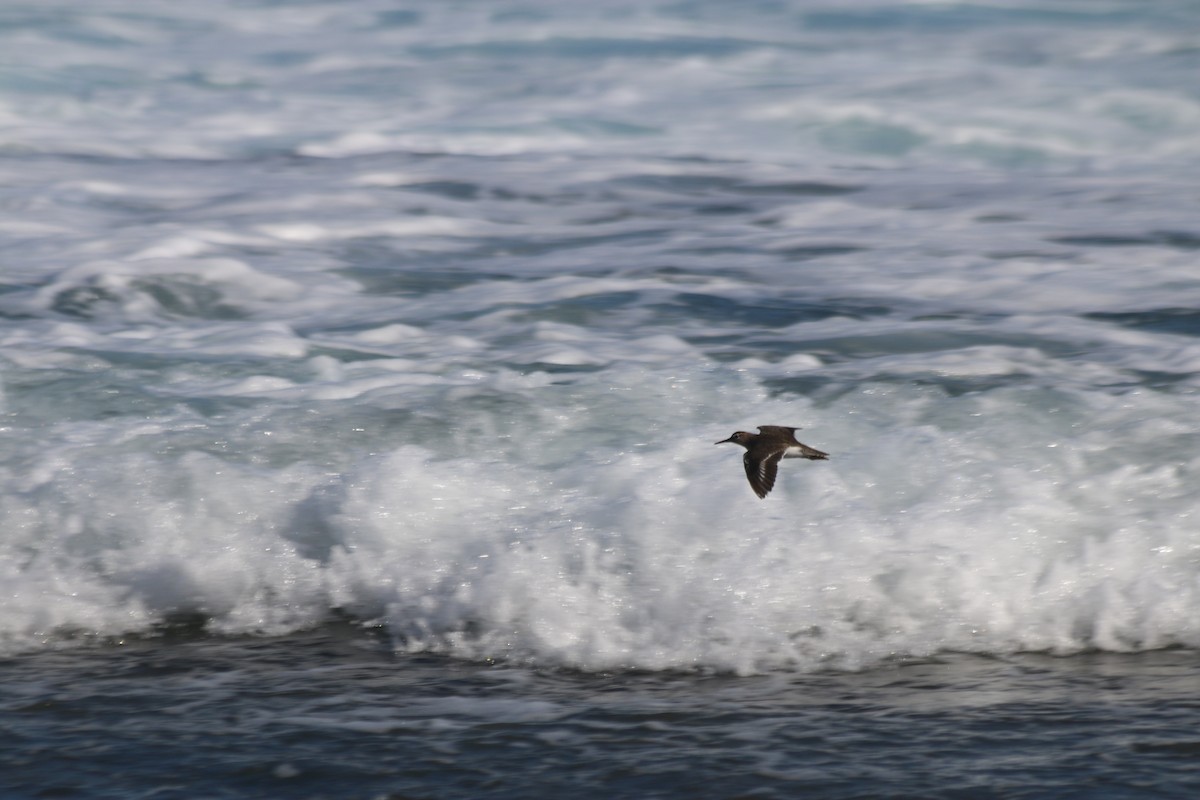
[756,425,798,436]
[743,448,785,499]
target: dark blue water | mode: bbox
[3,626,1199,799]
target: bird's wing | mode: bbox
[756,425,799,435]
[743,448,785,499]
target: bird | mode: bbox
[715,425,828,498]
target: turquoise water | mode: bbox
[2,0,1200,796]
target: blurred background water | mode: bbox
[2,1,1200,797]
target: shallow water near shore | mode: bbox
[4,624,1200,799]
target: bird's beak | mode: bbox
[714,435,734,445]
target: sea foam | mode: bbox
[3,353,1197,673]
[2,0,1198,675]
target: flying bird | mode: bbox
[715,425,828,498]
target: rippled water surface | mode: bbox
[2,0,1199,796]
[4,628,1200,799]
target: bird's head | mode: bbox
[715,431,752,446]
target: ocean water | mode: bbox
[2,0,1200,796]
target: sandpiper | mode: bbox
[715,425,828,498]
